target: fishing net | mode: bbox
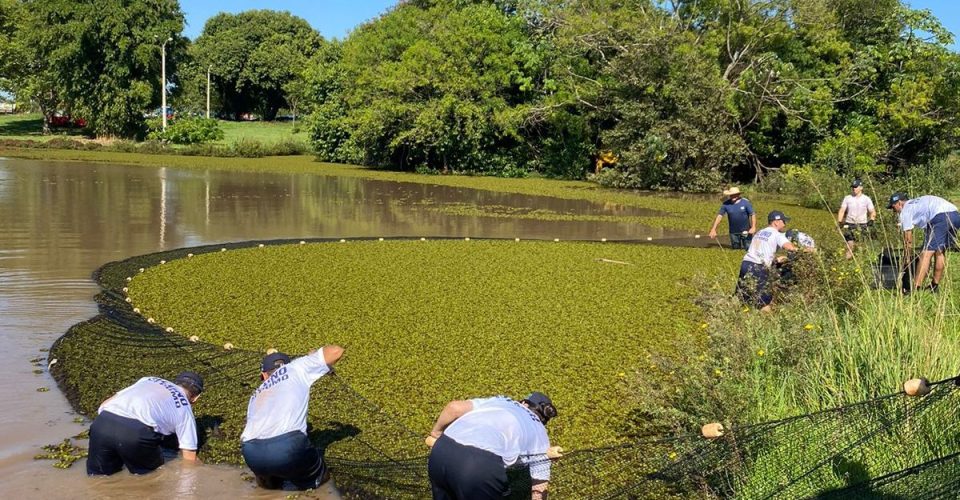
[49,239,960,499]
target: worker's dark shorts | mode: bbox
[87,411,166,475]
[923,212,960,252]
[729,232,753,250]
[842,223,869,242]
[242,431,327,491]
[428,434,508,500]
[736,261,772,307]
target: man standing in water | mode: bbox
[736,211,799,312]
[426,392,560,500]
[87,371,204,475]
[708,187,757,249]
[888,193,960,293]
[240,345,344,490]
[837,179,876,259]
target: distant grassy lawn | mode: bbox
[215,119,307,145]
[0,113,84,141]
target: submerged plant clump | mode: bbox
[35,439,88,469]
[50,238,736,497]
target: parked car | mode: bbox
[49,113,86,128]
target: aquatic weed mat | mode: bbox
[49,238,960,498]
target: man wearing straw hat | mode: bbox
[709,186,757,249]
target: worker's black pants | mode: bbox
[87,411,165,475]
[428,434,508,500]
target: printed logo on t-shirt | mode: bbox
[148,377,190,408]
[250,366,290,401]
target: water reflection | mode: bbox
[0,157,695,499]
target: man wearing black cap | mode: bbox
[87,371,204,475]
[736,211,799,312]
[240,345,344,490]
[426,392,560,500]
[888,193,960,292]
[837,179,876,259]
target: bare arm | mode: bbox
[708,215,723,238]
[903,230,914,267]
[782,242,798,253]
[532,480,549,500]
[323,345,345,367]
[837,205,846,224]
[749,213,757,234]
[869,208,876,222]
[430,400,473,438]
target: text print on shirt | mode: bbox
[250,366,290,401]
[148,377,190,409]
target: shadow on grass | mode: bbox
[0,115,45,136]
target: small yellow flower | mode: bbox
[757,349,765,356]
[699,322,709,329]
[804,324,815,331]
[668,451,678,460]
[617,372,626,378]
[742,307,750,313]
[714,369,723,377]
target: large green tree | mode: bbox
[190,10,322,121]
[5,0,185,138]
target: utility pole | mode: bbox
[206,65,212,119]
[161,37,172,131]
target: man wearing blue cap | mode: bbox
[888,193,960,292]
[426,392,561,500]
[241,345,344,490]
[87,371,204,475]
[708,186,757,249]
[837,179,876,259]
[736,210,799,311]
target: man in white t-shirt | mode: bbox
[426,392,559,500]
[87,371,204,475]
[240,345,344,490]
[837,179,876,259]
[888,193,960,292]
[736,211,799,312]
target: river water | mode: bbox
[0,157,696,499]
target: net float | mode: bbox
[904,378,931,397]
[146,318,155,324]
[133,307,140,314]
[223,342,234,350]
[702,422,724,439]
[187,253,194,257]
[125,297,132,303]
[189,335,200,342]
[266,348,278,355]
[165,327,174,333]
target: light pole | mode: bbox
[161,37,172,131]
[206,64,212,119]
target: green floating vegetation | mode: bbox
[34,439,88,469]
[126,240,736,451]
[50,239,738,497]
[36,387,49,392]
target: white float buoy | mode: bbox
[223,342,234,350]
[146,318,155,324]
[258,244,264,249]
[221,248,226,252]
[300,241,306,245]
[601,238,607,242]
[165,327,174,333]
[48,358,58,368]
[646,237,653,241]
[133,307,141,314]
[464,237,470,241]
[266,348,278,355]
[187,253,194,257]
[160,260,166,264]
[554,238,560,242]
[125,297,132,303]
[340,239,346,243]
[702,422,724,439]
[378,237,384,242]
[420,237,426,241]
[126,277,132,282]
[189,335,199,343]
[515,238,520,242]
[904,378,931,397]
[695,234,701,239]
[122,287,128,293]
[138,268,145,273]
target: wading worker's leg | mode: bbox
[87,411,164,476]
[914,212,959,289]
[428,434,508,500]
[736,262,771,310]
[241,431,328,490]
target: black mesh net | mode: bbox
[49,239,960,499]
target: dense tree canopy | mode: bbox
[2,0,185,138]
[308,0,960,189]
[189,10,323,120]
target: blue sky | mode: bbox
[180,0,959,49]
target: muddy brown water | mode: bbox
[0,157,703,498]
